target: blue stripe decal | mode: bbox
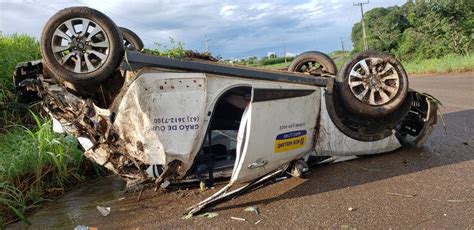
[276,130,307,140]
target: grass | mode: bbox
[0,113,87,225]
[403,53,474,75]
[0,34,41,128]
[0,34,102,227]
[332,53,351,70]
[259,61,290,69]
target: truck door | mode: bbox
[231,88,320,184]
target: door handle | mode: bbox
[248,159,267,169]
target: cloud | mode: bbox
[0,0,405,58]
[220,5,238,17]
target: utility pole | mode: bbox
[204,35,211,54]
[339,37,346,55]
[353,0,369,51]
[282,40,287,63]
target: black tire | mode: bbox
[119,27,144,51]
[336,51,408,118]
[288,51,337,76]
[40,7,124,85]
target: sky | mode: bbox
[0,0,406,59]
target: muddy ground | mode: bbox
[13,72,473,229]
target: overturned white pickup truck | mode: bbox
[14,7,438,214]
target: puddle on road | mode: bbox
[13,176,125,229]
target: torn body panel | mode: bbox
[113,73,207,168]
[315,90,402,156]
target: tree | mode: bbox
[351,0,473,60]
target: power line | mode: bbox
[353,0,369,51]
[29,0,59,12]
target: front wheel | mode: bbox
[40,7,124,85]
[288,51,337,76]
[119,27,144,51]
[336,51,408,118]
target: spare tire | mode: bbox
[40,7,124,85]
[119,27,144,51]
[288,51,337,76]
[336,51,408,118]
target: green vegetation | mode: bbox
[0,34,41,128]
[351,0,473,61]
[403,53,474,74]
[259,55,295,66]
[0,114,87,225]
[142,37,187,58]
[142,38,221,62]
[0,34,97,226]
[259,61,290,69]
[259,0,474,75]
[225,55,295,68]
[349,0,473,74]
[329,51,351,70]
[246,0,473,75]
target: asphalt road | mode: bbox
[15,72,474,229]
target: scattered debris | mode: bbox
[231,216,247,221]
[275,176,288,181]
[161,180,171,189]
[136,187,144,201]
[410,215,434,227]
[182,211,219,219]
[447,199,474,203]
[462,141,469,145]
[244,206,262,224]
[340,224,351,230]
[386,192,416,198]
[182,213,194,220]
[348,207,357,211]
[290,160,309,178]
[200,181,207,191]
[245,207,260,216]
[96,206,111,217]
[74,225,98,230]
[319,156,359,164]
[198,212,219,218]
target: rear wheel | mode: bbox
[288,51,337,76]
[336,51,408,118]
[40,6,124,84]
[119,27,144,51]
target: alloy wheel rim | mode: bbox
[51,18,110,74]
[348,57,400,105]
